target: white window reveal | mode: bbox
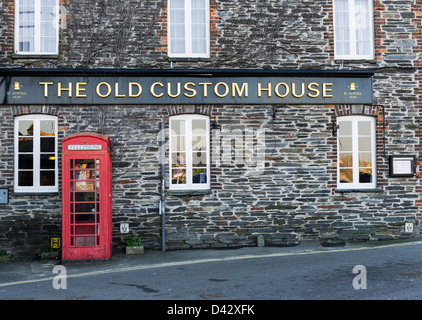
[169,115,210,190]
[14,114,58,193]
[337,116,376,190]
[168,0,210,58]
[15,0,59,55]
[333,0,374,60]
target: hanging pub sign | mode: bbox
[0,69,373,105]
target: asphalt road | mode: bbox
[1,240,422,306]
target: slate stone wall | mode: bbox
[0,0,421,257]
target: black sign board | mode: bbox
[0,69,373,105]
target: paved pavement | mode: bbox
[1,239,422,302]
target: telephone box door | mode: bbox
[62,133,112,261]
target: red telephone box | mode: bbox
[62,133,112,261]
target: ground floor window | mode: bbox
[337,115,376,189]
[14,114,58,193]
[169,114,210,190]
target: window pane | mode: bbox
[340,169,353,183]
[359,169,372,183]
[359,152,372,166]
[358,137,371,151]
[171,136,186,151]
[19,154,33,169]
[170,9,185,23]
[339,152,353,167]
[358,121,371,135]
[339,137,353,151]
[41,6,56,22]
[171,39,186,54]
[172,152,186,168]
[172,169,186,184]
[41,37,56,52]
[18,171,33,186]
[338,121,352,135]
[192,168,207,184]
[170,0,185,8]
[40,154,55,169]
[192,25,206,38]
[19,121,34,136]
[192,39,207,54]
[19,137,33,152]
[75,159,95,168]
[75,203,95,213]
[170,24,185,38]
[191,9,206,24]
[192,0,206,9]
[192,152,207,167]
[40,171,55,186]
[42,0,56,6]
[192,119,206,134]
[192,135,207,151]
[41,137,55,152]
[75,192,96,202]
[171,119,186,135]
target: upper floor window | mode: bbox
[168,0,210,58]
[14,114,58,193]
[333,0,374,60]
[15,0,59,55]
[169,115,210,190]
[337,116,376,190]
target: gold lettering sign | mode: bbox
[29,76,371,105]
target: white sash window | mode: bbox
[169,115,210,190]
[333,0,374,60]
[15,0,59,55]
[14,115,58,193]
[337,116,376,189]
[168,0,210,58]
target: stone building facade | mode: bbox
[0,0,421,258]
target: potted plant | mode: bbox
[0,250,13,262]
[125,236,144,254]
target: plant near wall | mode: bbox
[126,236,142,247]
[125,236,144,254]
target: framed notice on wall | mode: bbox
[389,155,416,177]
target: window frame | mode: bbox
[167,0,210,59]
[337,115,377,190]
[169,114,210,191]
[333,0,375,60]
[14,114,59,193]
[14,0,59,55]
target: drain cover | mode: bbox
[397,269,422,279]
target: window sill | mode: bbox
[167,189,211,196]
[335,188,382,193]
[12,54,59,59]
[12,191,59,196]
[168,57,211,62]
[334,59,377,64]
